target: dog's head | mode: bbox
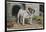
[28,8,35,14]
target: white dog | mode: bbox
[17,8,35,25]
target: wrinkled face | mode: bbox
[28,8,32,13]
[28,8,30,11]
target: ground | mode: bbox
[7,20,43,30]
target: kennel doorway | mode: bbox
[12,5,21,17]
[7,2,22,21]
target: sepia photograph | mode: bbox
[6,0,44,31]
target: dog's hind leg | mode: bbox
[17,14,19,24]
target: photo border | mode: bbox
[5,1,45,31]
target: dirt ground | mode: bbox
[7,20,43,30]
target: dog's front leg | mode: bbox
[30,14,33,24]
[29,16,32,24]
[23,17,25,25]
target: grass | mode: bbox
[32,16,43,20]
[32,16,43,24]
